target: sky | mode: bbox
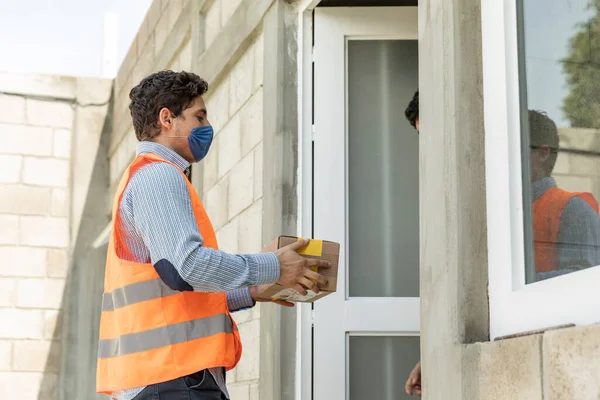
[0,0,152,78]
[523,0,592,127]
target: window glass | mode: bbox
[347,40,419,298]
[349,336,420,400]
[519,0,600,283]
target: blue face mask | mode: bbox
[169,117,214,162]
[187,125,214,162]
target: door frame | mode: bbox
[296,3,420,400]
[297,3,319,400]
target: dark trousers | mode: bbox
[132,370,228,400]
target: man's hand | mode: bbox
[275,238,331,295]
[249,285,294,307]
[405,361,421,396]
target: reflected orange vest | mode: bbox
[96,153,242,394]
[532,187,599,273]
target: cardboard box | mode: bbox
[257,236,340,303]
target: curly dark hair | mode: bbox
[529,109,559,174]
[129,70,209,141]
[405,90,419,129]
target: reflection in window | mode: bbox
[519,0,600,283]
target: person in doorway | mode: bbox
[527,110,600,280]
[96,70,330,400]
[403,90,422,397]
[405,90,419,132]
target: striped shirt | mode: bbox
[532,177,600,281]
[112,141,280,400]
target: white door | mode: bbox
[313,7,420,400]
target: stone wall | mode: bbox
[466,323,600,399]
[0,72,111,400]
[107,0,267,398]
[202,6,265,400]
[108,0,192,208]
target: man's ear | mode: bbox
[538,146,552,162]
[158,107,173,130]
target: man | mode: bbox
[96,70,330,400]
[403,90,422,397]
[527,110,600,280]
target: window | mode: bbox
[482,0,600,339]
[519,0,600,284]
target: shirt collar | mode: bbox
[531,176,556,201]
[136,141,190,172]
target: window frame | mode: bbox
[481,0,600,340]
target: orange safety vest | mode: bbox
[532,187,599,273]
[96,153,242,394]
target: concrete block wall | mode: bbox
[0,74,74,400]
[202,3,265,396]
[108,0,191,205]
[467,323,600,399]
[0,72,110,400]
[553,127,600,201]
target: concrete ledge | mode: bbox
[0,72,77,100]
[460,323,600,399]
[543,323,600,399]
[75,77,113,105]
[467,335,543,400]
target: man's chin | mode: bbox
[177,147,197,163]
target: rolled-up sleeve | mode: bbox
[227,288,255,312]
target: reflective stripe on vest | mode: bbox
[98,313,233,358]
[96,153,242,394]
[533,187,599,273]
[102,278,179,311]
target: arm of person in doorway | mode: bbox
[129,162,282,309]
[405,361,421,396]
[536,197,600,281]
[556,197,600,270]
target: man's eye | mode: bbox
[197,117,204,122]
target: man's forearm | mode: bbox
[179,249,280,292]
